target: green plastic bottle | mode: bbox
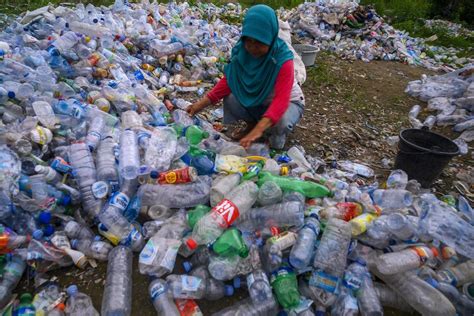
[242,160,264,181]
[270,266,300,309]
[185,125,209,145]
[257,171,331,198]
[187,205,211,229]
[212,228,249,258]
[16,293,35,316]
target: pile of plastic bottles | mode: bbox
[425,19,474,38]
[0,0,473,315]
[281,1,473,71]
[405,64,473,154]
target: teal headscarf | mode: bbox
[224,5,294,108]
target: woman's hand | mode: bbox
[187,96,211,116]
[239,117,273,149]
[240,127,263,149]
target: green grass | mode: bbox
[305,53,337,88]
[360,0,431,22]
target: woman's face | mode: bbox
[244,37,270,58]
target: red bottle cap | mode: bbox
[186,238,198,250]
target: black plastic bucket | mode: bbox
[394,128,459,188]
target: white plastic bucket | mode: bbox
[294,44,318,67]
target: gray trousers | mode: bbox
[223,93,304,149]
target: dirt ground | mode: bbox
[16,53,473,315]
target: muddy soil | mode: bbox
[16,53,473,315]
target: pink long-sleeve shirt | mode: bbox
[207,60,294,124]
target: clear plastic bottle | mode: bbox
[290,215,320,270]
[287,146,313,171]
[28,174,49,203]
[372,189,413,211]
[166,274,206,299]
[386,213,416,241]
[71,237,113,261]
[98,198,144,252]
[238,201,304,231]
[68,142,102,219]
[436,259,474,286]
[101,246,132,316]
[64,220,95,241]
[148,279,180,316]
[345,260,383,316]
[208,254,241,281]
[85,116,105,151]
[34,165,62,185]
[65,285,99,316]
[0,255,26,308]
[257,181,282,206]
[210,296,278,316]
[185,181,258,249]
[386,169,408,189]
[373,282,414,312]
[144,127,177,172]
[247,269,273,304]
[373,269,456,316]
[96,136,119,185]
[376,246,438,275]
[209,173,241,207]
[139,236,181,277]
[190,266,234,300]
[311,218,352,307]
[119,130,140,180]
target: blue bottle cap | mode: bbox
[93,18,98,23]
[224,285,234,296]
[7,91,15,99]
[66,285,78,296]
[32,230,43,240]
[60,195,72,206]
[425,277,439,288]
[233,277,241,289]
[70,239,78,249]
[182,261,192,273]
[43,225,55,237]
[150,171,159,179]
[38,212,52,224]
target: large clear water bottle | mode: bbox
[148,279,180,316]
[166,274,206,299]
[238,201,304,232]
[247,269,273,304]
[373,267,456,316]
[311,218,352,307]
[98,197,144,252]
[64,220,95,241]
[345,260,383,316]
[436,259,474,286]
[190,265,234,300]
[289,215,320,270]
[85,116,105,151]
[119,129,140,180]
[376,246,438,275]
[0,255,26,308]
[71,237,113,261]
[211,296,278,316]
[101,246,132,316]
[139,236,181,277]
[372,189,413,211]
[68,142,103,220]
[96,136,119,185]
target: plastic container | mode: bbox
[294,44,318,67]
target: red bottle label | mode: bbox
[212,199,240,227]
[158,167,194,184]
